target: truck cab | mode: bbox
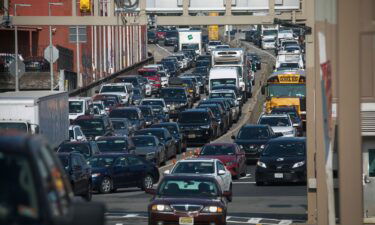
[69,97,94,122]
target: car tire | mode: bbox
[99,177,112,194]
[83,182,92,201]
[141,174,154,190]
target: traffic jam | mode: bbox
[0,25,306,225]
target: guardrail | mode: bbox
[69,56,154,97]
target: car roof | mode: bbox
[210,89,235,93]
[102,83,125,86]
[181,108,210,113]
[203,143,236,147]
[152,122,178,126]
[132,135,157,139]
[142,98,164,101]
[260,114,289,118]
[112,107,139,111]
[69,97,92,101]
[75,114,107,120]
[163,174,218,181]
[242,124,270,129]
[178,158,217,163]
[96,136,129,141]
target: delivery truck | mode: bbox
[0,91,69,148]
[178,30,202,55]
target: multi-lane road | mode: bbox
[93,42,307,225]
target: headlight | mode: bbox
[180,103,186,106]
[257,161,267,168]
[260,145,265,149]
[146,121,152,125]
[92,173,101,178]
[146,152,155,159]
[151,204,172,212]
[202,206,223,213]
[292,161,305,168]
[200,125,210,129]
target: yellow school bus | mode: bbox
[261,70,306,122]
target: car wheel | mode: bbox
[99,177,112,194]
[83,182,92,201]
[141,174,154,190]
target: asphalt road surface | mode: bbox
[92,42,307,225]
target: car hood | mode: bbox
[260,156,305,164]
[135,147,158,154]
[151,197,223,207]
[164,99,187,104]
[198,155,236,164]
[235,139,269,145]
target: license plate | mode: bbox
[188,134,196,139]
[274,173,283,178]
[179,217,194,225]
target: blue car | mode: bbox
[89,153,159,194]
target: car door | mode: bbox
[71,155,84,194]
[126,155,147,187]
[217,161,231,192]
[112,156,131,187]
[78,154,91,187]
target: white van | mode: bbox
[208,67,240,92]
[68,97,94,121]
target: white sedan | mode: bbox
[164,158,233,201]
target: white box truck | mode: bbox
[178,30,202,55]
[0,91,69,148]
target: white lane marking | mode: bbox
[115,223,123,225]
[232,181,256,184]
[247,218,262,223]
[123,214,140,218]
[279,220,293,225]
[156,44,173,55]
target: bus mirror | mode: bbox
[261,86,265,95]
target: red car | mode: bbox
[138,68,162,93]
[156,27,167,40]
[198,143,247,179]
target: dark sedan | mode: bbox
[109,107,146,131]
[138,105,159,127]
[135,128,177,159]
[58,152,92,201]
[131,135,167,166]
[232,124,280,162]
[255,137,306,185]
[89,153,160,193]
[151,122,187,153]
[146,175,229,225]
[152,105,170,122]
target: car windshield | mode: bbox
[178,112,210,123]
[166,31,178,38]
[153,125,178,135]
[142,100,164,107]
[139,70,158,77]
[74,119,105,136]
[69,101,83,113]
[198,105,220,117]
[272,110,300,123]
[158,179,219,198]
[136,130,165,141]
[160,89,186,99]
[182,44,199,50]
[278,63,299,70]
[101,86,125,93]
[131,136,156,147]
[259,117,291,127]
[262,141,306,157]
[263,30,277,36]
[237,127,271,139]
[0,122,28,133]
[96,139,127,152]
[112,121,127,130]
[89,156,115,167]
[109,109,139,120]
[172,161,215,174]
[58,143,91,158]
[209,41,221,46]
[120,78,139,86]
[210,92,235,99]
[0,152,40,223]
[140,107,152,116]
[210,79,236,87]
[268,84,305,97]
[102,99,116,107]
[200,145,235,156]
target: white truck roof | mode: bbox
[0,91,67,103]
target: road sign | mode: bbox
[9,59,25,78]
[44,45,59,63]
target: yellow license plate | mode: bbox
[179,217,194,225]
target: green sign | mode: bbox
[188,34,193,40]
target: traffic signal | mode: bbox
[80,0,91,13]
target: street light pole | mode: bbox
[48,2,63,91]
[14,3,31,92]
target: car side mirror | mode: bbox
[95,90,100,94]
[145,188,157,195]
[218,170,226,175]
[261,86,266,95]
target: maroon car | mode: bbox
[146,174,230,225]
[198,143,247,179]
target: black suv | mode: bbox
[109,107,146,131]
[73,114,114,140]
[160,87,191,119]
[58,152,92,201]
[0,135,105,225]
[57,141,101,160]
[151,122,187,153]
[178,108,219,145]
[232,124,280,162]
